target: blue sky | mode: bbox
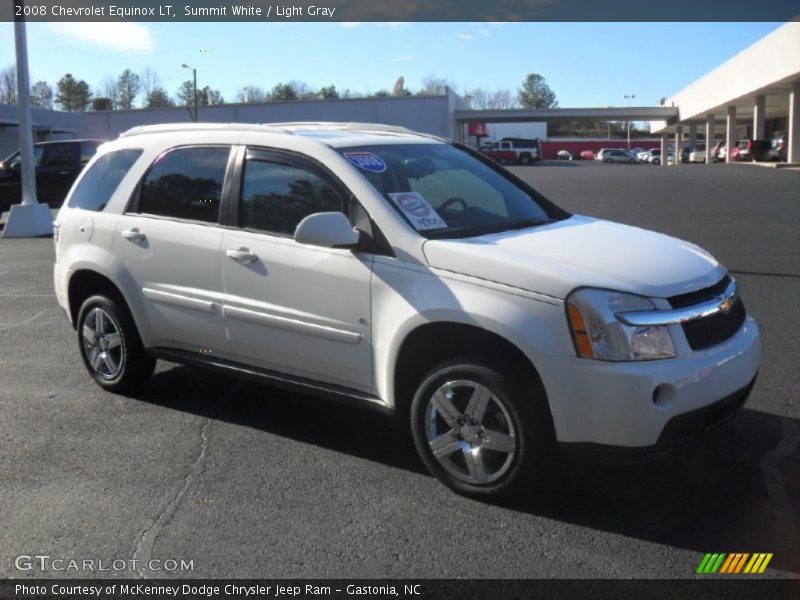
[0,21,783,107]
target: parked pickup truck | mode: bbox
[479,139,540,166]
[479,143,519,165]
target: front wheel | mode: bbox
[77,295,156,393]
[410,361,554,499]
[519,154,532,165]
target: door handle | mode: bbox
[121,228,146,242]
[226,247,258,263]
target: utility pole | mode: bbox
[182,63,198,122]
[624,94,636,150]
[3,0,53,238]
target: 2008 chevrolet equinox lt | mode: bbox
[53,122,760,499]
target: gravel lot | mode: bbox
[1,160,798,579]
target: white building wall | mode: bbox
[483,122,548,142]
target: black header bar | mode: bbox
[2,0,799,22]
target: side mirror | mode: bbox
[294,212,360,249]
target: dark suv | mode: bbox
[0,139,103,212]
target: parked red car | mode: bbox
[580,150,595,160]
[732,139,771,162]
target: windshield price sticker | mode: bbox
[388,192,447,231]
[344,152,387,173]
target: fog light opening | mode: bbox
[652,384,676,409]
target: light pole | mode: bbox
[182,63,197,122]
[624,93,636,150]
[3,0,53,238]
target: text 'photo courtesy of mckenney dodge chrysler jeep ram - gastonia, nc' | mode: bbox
[52,122,761,499]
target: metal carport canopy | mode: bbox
[454,107,679,124]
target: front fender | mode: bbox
[370,258,574,407]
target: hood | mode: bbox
[422,215,726,299]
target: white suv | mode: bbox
[54,122,761,498]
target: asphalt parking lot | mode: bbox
[1,160,798,579]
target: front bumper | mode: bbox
[559,376,756,463]
[532,316,761,450]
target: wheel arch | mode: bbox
[392,321,550,419]
[67,269,134,330]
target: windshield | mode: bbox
[339,143,566,239]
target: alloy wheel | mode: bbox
[81,307,124,380]
[424,379,518,485]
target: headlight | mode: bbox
[566,288,675,361]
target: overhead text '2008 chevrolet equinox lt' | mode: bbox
[53,122,760,499]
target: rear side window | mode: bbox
[68,149,143,212]
[139,146,230,223]
[240,157,342,235]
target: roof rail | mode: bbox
[117,121,448,142]
[267,121,418,134]
[118,122,291,138]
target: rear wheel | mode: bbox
[498,157,509,165]
[77,295,155,393]
[519,154,532,165]
[410,360,554,499]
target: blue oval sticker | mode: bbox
[344,151,387,173]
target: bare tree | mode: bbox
[0,66,17,105]
[101,76,118,110]
[140,67,160,101]
[466,87,516,109]
[236,85,267,103]
[420,74,456,96]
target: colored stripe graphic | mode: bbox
[697,554,713,574]
[698,553,727,573]
[719,554,735,573]
[699,553,773,574]
[760,554,773,573]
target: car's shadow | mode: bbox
[134,365,799,575]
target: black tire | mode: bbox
[519,154,532,165]
[76,294,155,393]
[498,157,509,165]
[410,360,555,500]
[628,159,635,164]
[605,158,612,163]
